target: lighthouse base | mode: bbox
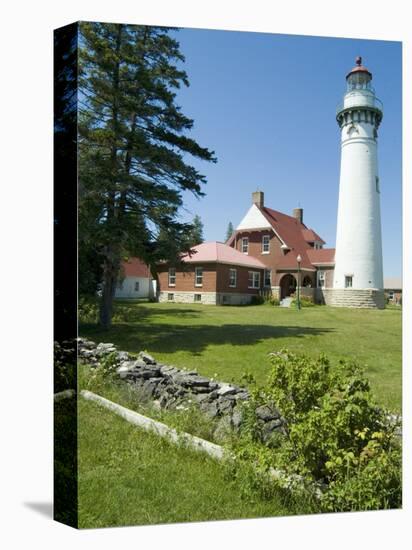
[316,289,385,309]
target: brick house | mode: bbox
[227,191,335,303]
[157,241,266,305]
[384,277,402,305]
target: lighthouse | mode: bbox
[332,57,385,308]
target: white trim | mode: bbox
[194,266,203,287]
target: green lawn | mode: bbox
[80,301,402,411]
[78,398,297,528]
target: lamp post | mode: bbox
[296,254,302,310]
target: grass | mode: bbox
[78,398,301,528]
[80,300,402,411]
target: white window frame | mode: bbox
[134,281,140,292]
[195,266,203,287]
[241,237,249,254]
[262,235,270,254]
[264,269,271,287]
[248,271,261,289]
[317,270,325,288]
[167,293,174,301]
[168,267,176,287]
[388,291,395,301]
[229,268,237,288]
[345,275,353,288]
[194,293,202,302]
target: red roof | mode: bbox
[122,258,151,278]
[182,242,266,269]
[306,248,335,265]
[259,207,318,270]
[301,228,325,244]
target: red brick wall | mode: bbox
[233,230,285,271]
[216,264,263,294]
[157,263,217,292]
[157,263,263,294]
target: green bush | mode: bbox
[290,296,315,307]
[79,296,99,323]
[250,295,265,305]
[270,297,280,306]
[233,350,401,511]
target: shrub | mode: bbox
[270,297,280,306]
[250,295,265,305]
[233,350,402,511]
[290,296,315,307]
[79,296,99,323]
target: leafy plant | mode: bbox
[233,350,402,511]
[290,296,315,307]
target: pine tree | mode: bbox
[186,214,204,246]
[78,23,216,328]
[225,221,234,242]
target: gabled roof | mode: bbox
[306,248,335,265]
[301,228,325,244]
[182,241,266,269]
[260,207,317,270]
[122,258,151,278]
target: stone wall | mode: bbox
[158,290,259,305]
[316,288,385,309]
[78,338,287,442]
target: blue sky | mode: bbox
[173,28,402,279]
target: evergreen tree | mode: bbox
[225,221,234,242]
[78,23,216,328]
[186,214,204,246]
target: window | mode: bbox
[195,267,203,287]
[264,269,271,287]
[168,267,176,286]
[262,235,270,253]
[248,271,261,289]
[317,271,325,288]
[229,268,237,287]
[134,281,140,292]
[241,237,249,254]
[167,293,174,301]
[117,280,124,290]
[376,176,380,193]
[388,291,395,301]
[194,294,202,302]
[345,275,353,288]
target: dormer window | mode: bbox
[262,235,270,254]
[242,237,249,254]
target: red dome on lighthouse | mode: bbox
[346,56,372,80]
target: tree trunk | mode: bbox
[99,249,120,329]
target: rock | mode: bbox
[255,404,280,422]
[116,365,130,379]
[139,352,156,365]
[176,374,211,388]
[193,393,210,403]
[116,351,130,362]
[217,384,237,396]
[218,398,235,414]
[263,418,283,432]
[231,408,243,429]
[234,390,250,401]
[200,401,219,419]
[160,365,179,376]
[214,416,232,442]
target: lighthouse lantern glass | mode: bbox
[347,71,372,91]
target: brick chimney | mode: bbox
[293,207,303,224]
[252,191,264,208]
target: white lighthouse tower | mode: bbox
[332,57,385,308]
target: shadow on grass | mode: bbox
[80,322,335,356]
